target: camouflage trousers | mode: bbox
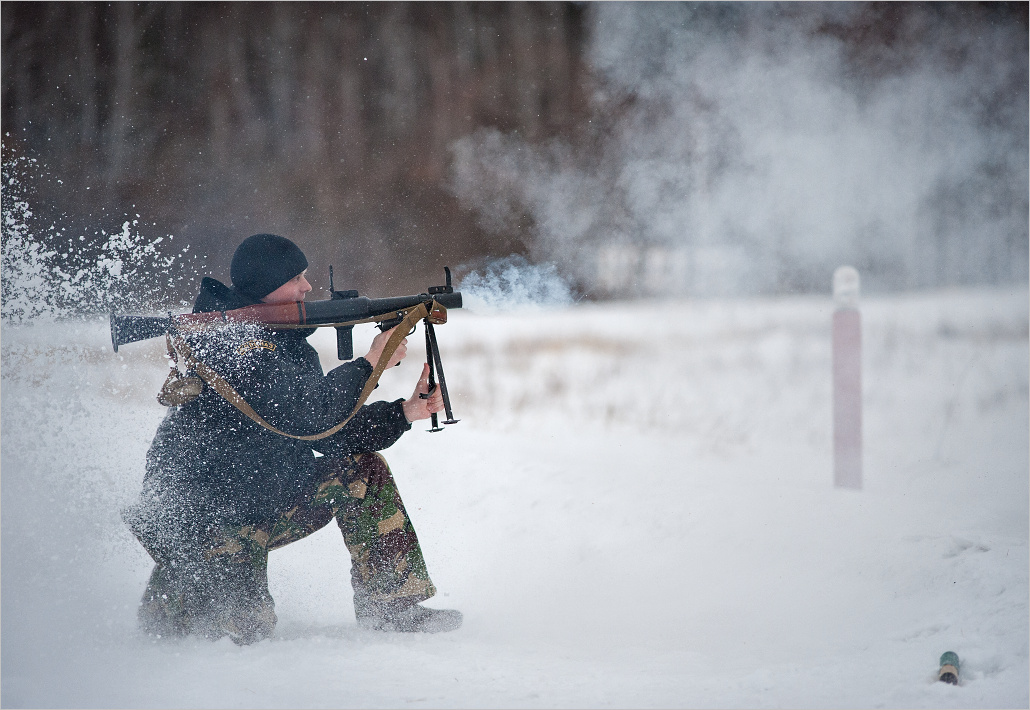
[135,453,437,643]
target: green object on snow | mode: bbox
[938,651,960,685]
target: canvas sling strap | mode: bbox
[171,301,432,441]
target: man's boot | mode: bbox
[137,564,190,638]
[208,565,278,645]
[215,597,277,645]
[355,598,463,633]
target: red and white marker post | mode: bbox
[832,266,862,489]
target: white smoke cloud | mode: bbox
[449,4,1028,297]
[457,255,575,313]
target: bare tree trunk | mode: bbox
[224,4,264,162]
[105,2,138,187]
[2,6,35,142]
[268,4,297,157]
[75,3,100,152]
[299,13,328,165]
[204,14,233,169]
[334,13,367,175]
[509,3,540,140]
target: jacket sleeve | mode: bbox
[193,333,374,437]
[311,399,412,457]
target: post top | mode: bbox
[833,266,860,309]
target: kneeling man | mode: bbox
[124,233,461,644]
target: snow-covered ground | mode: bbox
[2,287,1027,708]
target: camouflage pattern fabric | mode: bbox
[136,452,436,643]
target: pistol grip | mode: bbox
[336,325,354,360]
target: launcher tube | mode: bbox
[111,290,462,351]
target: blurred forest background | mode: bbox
[2,2,1027,303]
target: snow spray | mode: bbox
[832,266,862,489]
[938,651,960,685]
[2,153,200,674]
[1,155,195,322]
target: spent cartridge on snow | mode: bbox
[938,651,960,685]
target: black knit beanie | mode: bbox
[230,234,309,301]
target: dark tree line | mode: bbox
[2,2,590,297]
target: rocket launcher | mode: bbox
[111,267,461,360]
[111,267,462,431]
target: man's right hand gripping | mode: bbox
[363,326,407,369]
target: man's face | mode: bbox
[262,271,312,304]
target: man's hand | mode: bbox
[364,326,407,368]
[402,363,445,423]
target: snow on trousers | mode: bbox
[136,453,437,639]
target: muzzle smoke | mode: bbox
[456,255,575,313]
[450,4,1028,298]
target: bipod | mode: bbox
[420,318,459,432]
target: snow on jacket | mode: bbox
[126,277,411,555]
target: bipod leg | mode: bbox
[425,321,459,425]
[421,319,444,432]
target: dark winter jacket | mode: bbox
[126,277,411,556]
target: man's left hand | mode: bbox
[402,363,445,423]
